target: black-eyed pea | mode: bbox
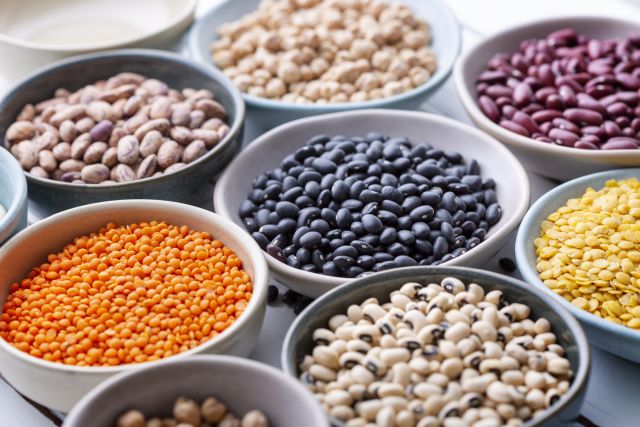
[527,354,546,372]
[497,326,513,343]
[546,357,570,376]
[329,339,347,356]
[444,322,470,343]
[29,166,49,179]
[426,307,444,324]
[440,357,463,379]
[534,318,551,335]
[486,381,511,403]
[375,406,395,427]
[510,322,525,337]
[329,405,355,421]
[462,373,496,394]
[310,364,337,382]
[354,399,382,421]
[463,351,483,370]
[416,416,439,427]
[460,368,479,382]
[424,395,446,416]
[501,370,524,386]
[313,345,340,369]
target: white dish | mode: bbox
[0,200,269,412]
[0,0,197,82]
[214,109,530,298]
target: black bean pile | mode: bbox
[477,28,640,150]
[239,133,502,278]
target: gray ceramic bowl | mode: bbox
[214,109,530,297]
[63,355,329,427]
[0,147,27,245]
[454,16,640,181]
[188,0,460,130]
[0,49,246,217]
[516,168,640,363]
[282,266,590,427]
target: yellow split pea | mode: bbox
[535,178,640,329]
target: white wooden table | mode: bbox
[3,0,640,425]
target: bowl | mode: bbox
[0,200,269,412]
[0,147,27,246]
[0,49,246,217]
[282,266,591,427]
[0,0,197,83]
[516,168,640,363]
[63,355,328,427]
[454,16,640,182]
[188,0,460,130]
[214,109,530,297]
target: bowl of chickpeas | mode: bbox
[188,0,460,130]
[516,168,640,363]
[63,355,328,427]
[0,200,269,412]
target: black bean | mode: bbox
[266,243,285,261]
[333,255,355,269]
[360,234,380,246]
[331,180,348,201]
[296,247,311,264]
[351,240,375,254]
[397,216,412,230]
[373,252,394,262]
[341,230,357,243]
[420,191,441,206]
[322,261,340,276]
[486,203,502,225]
[311,249,325,267]
[295,195,314,209]
[441,222,455,242]
[381,186,403,203]
[499,257,517,272]
[301,264,317,273]
[350,221,365,236]
[409,205,435,222]
[286,254,301,268]
[239,200,255,218]
[362,214,383,233]
[275,201,299,219]
[304,181,321,199]
[349,181,366,199]
[282,289,302,306]
[402,196,421,214]
[346,266,365,277]
[466,237,481,250]
[441,192,457,212]
[411,222,430,239]
[299,231,322,248]
[292,226,310,245]
[380,228,398,245]
[376,260,398,271]
[271,233,289,249]
[362,202,379,215]
[259,224,279,239]
[395,255,418,267]
[388,242,409,256]
[356,255,376,269]
[310,219,330,235]
[415,239,433,255]
[267,285,279,304]
[397,229,416,246]
[417,162,445,178]
[282,187,304,202]
[312,158,337,174]
[433,236,449,259]
[359,189,382,204]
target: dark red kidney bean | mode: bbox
[603,121,621,138]
[512,82,533,107]
[599,94,619,107]
[601,137,639,149]
[558,85,576,106]
[586,74,616,87]
[523,76,543,89]
[546,94,564,109]
[616,73,640,89]
[549,128,579,146]
[563,108,604,125]
[631,118,640,132]
[495,96,512,108]
[535,87,557,102]
[616,40,631,58]
[485,85,513,98]
[532,109,563,123]
[614,61,635,74]
[487,54,509,69]
[478,70,508,83]
[582,126,604,138]
[478,96,500,122]
[537,64,554,86]
[535,135,553,143]
[568,72,591,85]
[634,106,640,116]
[617,91,639,105]
[540,122,553,135]
[512,111,540,134]
[586,84,614,98]
[506,77,520,88]
[502,105,517,119]
[576,93,606,115]
[522,103,544,115]
[622,127,636,137]
[606,102,631,117]
[615,117,631,128]
[575,139,599,149]
[552,117,580,134]
[511,53,528,71]
[476,83,489,96]
[580,134,601,145]
[499,120,530,137]
[548,28,578,46]
[587,60,612,75]
[587,39,602,59]
[632,68,640,80]
[556,76,583,92]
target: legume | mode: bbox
[535,178,640,328]
[211,0,437,103]
[476,28,640,149]
[239,133,501,277]
[4,72,230,184]
[0,221,252,366]
[116,395,269,427]
[299,277,572,427]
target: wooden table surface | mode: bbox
[3,0,640,425]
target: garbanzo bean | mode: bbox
[535,178,640,328]
[0,221,252,366]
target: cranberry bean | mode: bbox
[549,128,579,146]
[499,120,530,137]
[478,96,500,122]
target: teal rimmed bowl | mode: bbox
[516,168,640,363]
[0,147,27,246]
[188,0,460,130]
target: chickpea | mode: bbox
[241,410,269,427]
[201,397,227,423]
[212,50,235,69]
[174,397,201,426]
[117,410,145,427]
[277,62,302,83]
[265,78,287,98]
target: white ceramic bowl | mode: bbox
[0,200,269,412]
[188,0,460,130]
[63,355,328,427]
[214,109,530,298]
[0,0,197,83]
[0,147,27,246]
[454,16,640,181]
[516,168,640,363]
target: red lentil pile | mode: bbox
[0,221,252,367]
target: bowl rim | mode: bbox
[281,266,591,427]
[0,0,198,52]
[214,108,531,290]
[63,354,329,427]
[0,148,27,234]
[515,167,640,342]
[188,0,461,111]
[0,48,246,191]
[453,14,640,158]
[0,199,269,373]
